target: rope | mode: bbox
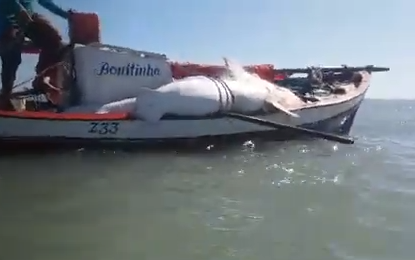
[12,60,67,90]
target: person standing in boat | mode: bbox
[0,0,71,110]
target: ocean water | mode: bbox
[0,99,413,260]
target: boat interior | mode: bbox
[3,64,374,121]
[8,65,361,107]
[4,56,385,118]
[275,66,366,103]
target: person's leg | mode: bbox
[0,29,22,111]
[25,13,66,107]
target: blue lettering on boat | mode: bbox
[96,62,161,76]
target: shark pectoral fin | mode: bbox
[264,99,299,118]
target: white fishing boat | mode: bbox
[0,13,389,149]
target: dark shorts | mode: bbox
[0,28,23,94]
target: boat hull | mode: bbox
[0,88,365,150]
[0,106,361,151]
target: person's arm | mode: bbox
[0,0,21,16]
[0,0,32,27]
[37,0,68,19]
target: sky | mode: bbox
[17,0,415,99]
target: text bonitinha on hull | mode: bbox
[95,62,161,76]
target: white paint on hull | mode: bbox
[0,88,366,140]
